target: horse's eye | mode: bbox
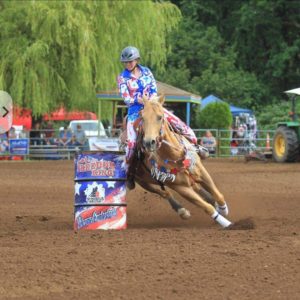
[157,116,162,121]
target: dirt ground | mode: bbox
[0,158,299,300]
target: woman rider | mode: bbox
[117,46,208,189]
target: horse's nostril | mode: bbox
[151,140,156,145]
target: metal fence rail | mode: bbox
[193,129,274,157]
[0,129,274,160]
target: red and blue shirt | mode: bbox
[117,65,157,116]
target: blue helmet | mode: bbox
[120,46,140,62]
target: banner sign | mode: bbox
[9,138,29,155]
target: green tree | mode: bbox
[195,101,232,156]
[158,2,264,110]
[196,102,232,129]
[230,0,300,96]
[257,98,300,130]
[0,1,181,117]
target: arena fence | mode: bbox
[193,129,274,158]
[0,128,274,160]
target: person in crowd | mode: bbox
[230,131,239,156]
[58,126,72,147]
[43,121,55,145]
[8,127,17,139]
[30,122,43,146]
[117,46,208,189]
[71,124,87,148]
[200,130,217,155]
[0,132,9,153]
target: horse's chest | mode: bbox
[148,150,198,183]
[149,159,179,183]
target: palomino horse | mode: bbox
[131,95,233,228]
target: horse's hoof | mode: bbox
[178,208,191,220]
[216,203,229,216]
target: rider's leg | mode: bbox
[126,114,138,190]
[163,109,209,159]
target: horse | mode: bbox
[128,95,234,228]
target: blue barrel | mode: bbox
[74,151,127,230]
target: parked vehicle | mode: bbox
[68,120,107,138]
[273,88,300,162]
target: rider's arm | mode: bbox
[118,75,137,106]
[146,69,158,99]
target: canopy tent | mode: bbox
[201,94,253,116]
[96,81,202,126]
[12,108,32,130]
[43,107,97,121]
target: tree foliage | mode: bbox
[196,102,232,129]
[159,0,300,128]
[257,98,300,130]
[158,1,265,110]
[0,0,181,117]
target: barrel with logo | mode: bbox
[74,151,127,230]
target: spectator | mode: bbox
[0,132,9,153]
[30,122,43,145]
[43,121,55,145]
[8,127,17,139]
[58,126,72,147]
[230,131,239,156]
[72,124,87,148]
[200,130,217,155]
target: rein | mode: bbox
[139,117,192,172]
[134,109,197,185]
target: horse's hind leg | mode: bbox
[171,185,232,228]
[199,188,215,206]
[136,180,191,220]
[198,164,229,216]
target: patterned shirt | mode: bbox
[117,65,157,115]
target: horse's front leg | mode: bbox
[135,179,191,220]
[197,164,229,216]
[170,184,232,228]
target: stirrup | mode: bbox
[194,145,209,159]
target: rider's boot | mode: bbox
[126,153,136,190]
[126,173,135,190]
[194,144,209,159]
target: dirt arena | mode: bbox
[0,158,299,299]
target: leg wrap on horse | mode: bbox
[216,203,229,216]
[211,210,231,228]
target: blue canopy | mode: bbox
[201,95,253,116]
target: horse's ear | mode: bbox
[158,94,165,105]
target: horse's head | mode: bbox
[141,95,165,152]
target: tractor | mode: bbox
[273,88,300,162]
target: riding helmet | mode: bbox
[120,46,140,62]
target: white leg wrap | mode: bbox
[211,211,232,228]
[216,203,229,216]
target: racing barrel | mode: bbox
[74,151,127,230]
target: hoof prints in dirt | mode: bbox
[16,215,51,222]
[15,215,72,230]
[227,218,255,230]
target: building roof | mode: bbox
[97,81,201,104]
